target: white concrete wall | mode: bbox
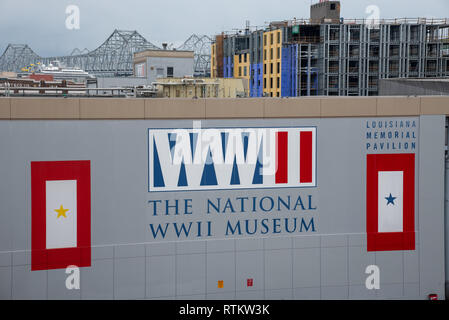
[146,56,194,84]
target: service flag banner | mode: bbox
[31,161,91,271]
[366,154,415,251]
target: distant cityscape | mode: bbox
[1,0,448,98]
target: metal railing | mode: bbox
[289,17,449,26]
[0,85,157,98]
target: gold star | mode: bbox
[54,205,69,218]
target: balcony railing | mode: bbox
[283,17,449,28]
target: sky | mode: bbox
[0,0,448,57]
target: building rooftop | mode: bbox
[212,18,449,40]
[133,49,194,60]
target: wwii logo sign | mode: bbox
[148,127,317,192]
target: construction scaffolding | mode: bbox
[211,0,449,97]
[319,22,449,96]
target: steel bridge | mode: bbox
[177,34,212,76]
[0,30,212,77]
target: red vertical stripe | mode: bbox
[276,131,288,184]
[300,131,313,183]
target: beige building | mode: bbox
[133,49,194,83]
[0,72,17,78]
[154,77,249,98]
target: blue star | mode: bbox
[385,193,396,206]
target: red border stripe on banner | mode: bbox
[276,131,288,184]
[31,160,91,271]
[366,153,415,252]
[300,131,313,183]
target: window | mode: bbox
[270,77,273,89]
[270,48,273,60]
[277,47,280,59]
[277,92,280,97]
[244,66,247,77]
[239,66,241,77]
[244,54,247,63]
[264,78,266,89]
[277,77,280,88]
[277,32,280,44]
[277,62,280,73]
[270,63,273,74]
[135,63,145,77]
[264,49,266,60]
[156,67,164,78]
[270,33,273,45]
[167,67,174,77]
[264,34,267,46]
[264,64,266,74]
[331,3,336,10]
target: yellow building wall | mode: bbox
[233,53,250,81]
[162,84,208,98]
[263,29,282,97]
[156,78,248,98]
[217,78,248,98]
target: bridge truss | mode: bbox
[0,30,212,77]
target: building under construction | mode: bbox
[211,0,449,97]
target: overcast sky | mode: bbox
[0,0,448,56]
